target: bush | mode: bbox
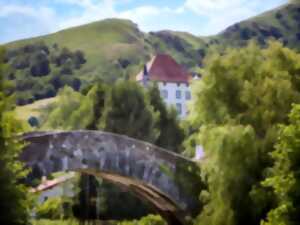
[28,116,39,127]
[36,198,63,220]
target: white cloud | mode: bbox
[0,0,287,43]
[0,3,57,43]
[182,0,286,35]
[184,0,247,14]
[58,0,117,29]
[57,1,179,32]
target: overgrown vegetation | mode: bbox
[0,48,30,224]
[261,104,300,225]
[5,42,85,105]
[189,41,300,225]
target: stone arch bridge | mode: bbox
[21,131,204,225]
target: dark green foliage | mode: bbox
[240,27,255,40]
[36,197,63,220]
[12,55,30,70]
[148,84,185,153]
[0,48,29,225]
[73,50,86,68]
[118,58,131,69]
[262,104,300,225]
[30,51,50,77]
[86,83,107,130]
[212,1,300,52]
[191,42,300,225]
[5,42,86,105]
[98,80,159,143]
[28,116,39,127]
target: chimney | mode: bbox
[143,64,149,87]
[143,64,148,76]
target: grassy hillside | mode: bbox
[15,97,57,121]
[7,19,153,83]
[5,2,300,90]
[210,1,300,50]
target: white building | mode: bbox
[31,172,76,204]
[136,54,192,118]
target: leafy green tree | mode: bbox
[0,48,29,224]
[148,84,185,152]
[190,41,300,225]
[60,58,73,75]
[261,104,300,225]
[99,80,159,143]
[30,51,50,77]
[42,86,93,130]
[86,83,107,130]
[36,197,63,220]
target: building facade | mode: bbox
[136,54,192,118]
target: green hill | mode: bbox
[209,1,300,50]
[4,1,300,94]
[6,19,153,83]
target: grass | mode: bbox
[32,219,120,225]
[15,97,57,121]
[32,219,79,225]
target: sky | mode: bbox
[0,0,287,44]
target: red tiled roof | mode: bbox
[136,54,191,83]
[30,173,75,193]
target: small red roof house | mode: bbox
[136,54,193,118]
[30,173,76,205]
[136,54,191,83]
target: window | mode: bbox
[161,90,168,99]
[176,103,182,114]
[185,91,191,100]
[176,90,181,99]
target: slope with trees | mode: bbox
[4,1,300,87]
[4,42,85,105]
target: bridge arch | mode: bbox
[21,131,203,225]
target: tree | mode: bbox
[190,41,300,225]
[0,48,29,224]
[261,104,300,225]
[30,51,50,77]
[99,80,159,143]
[41,86,93,130]
[148,84,185,152]
[86,83,107,130]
